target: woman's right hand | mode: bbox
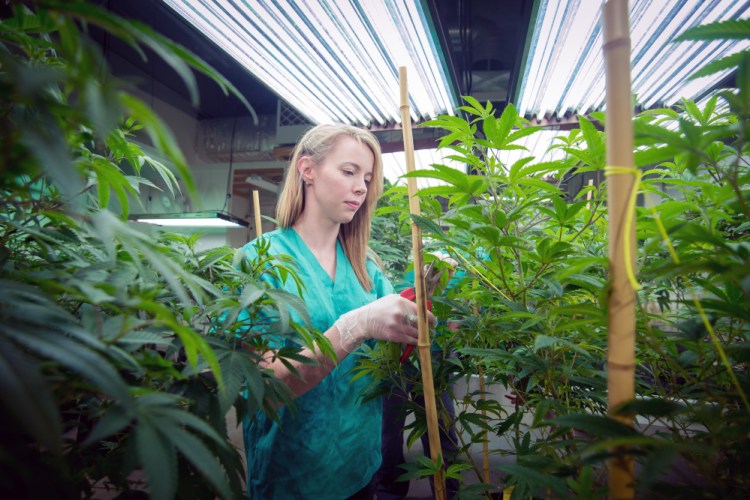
[334,294,436,352]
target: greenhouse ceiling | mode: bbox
[157,0,748,127]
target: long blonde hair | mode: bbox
[276,124,384,291]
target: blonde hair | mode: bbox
[276,123,384,291]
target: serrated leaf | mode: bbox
[82,405,133,446]
[239,284,265,309]
[547,414,638,437]
[158,424,232,499]
[691,50,750,80]
[673,18,750,42]
[0,337,62,455]
[136,419,177,500]
[115,329,174,346]
[498,463,568,496]
[614,398,682,418]
[118,93,195,197]
[532,334,593,358]
[410,214,445,237]
[198,246,234,270]
[403,164,468,189]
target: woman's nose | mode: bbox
[354,178,367,195]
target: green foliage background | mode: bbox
[2,3,749,499]
[0,3,327,498]
[367,18,750,500]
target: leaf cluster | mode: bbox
[367,18,750,499]
[0,3,318,499]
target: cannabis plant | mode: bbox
[0,3,319,498]
[367,18,750,499]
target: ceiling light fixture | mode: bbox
[160,0,458,127]
[516,0,750,119]
[129,211,249,228]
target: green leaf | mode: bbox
[410,214,445,237]
[20,120,81,201]
[700,50,750,79]
[113,329,174,347]
[515,177,560,194]
[0,284,133,407]
[498,463,568,496]
[198,246,234,271]
[27,328,133,404]
[546,414,638,437]
[507,125,541,145]
[578,117,604,166]
[142,155,180,198]
[634,145,680,167]
[83,78,123,138]
[486,103,518,147]
[613,398,682,418]
[403,164,468,189]
[82,405,133,446]
[460,95,485,115]
[638,447,679,494]
[158,423,232,499]
[0,337,62,455]
[136,418,177,500]
[673,18,750,42]
[118,93,196,197]
[513,160,561,182]
[239,284,266,309]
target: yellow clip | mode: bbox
[604,166,642,291]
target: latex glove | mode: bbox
[399,288,431,363]
[334,294,436,353]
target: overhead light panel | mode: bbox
[516,0,750,119]
[129,212,249,228]
[160,0,458,127]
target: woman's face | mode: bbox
[300,136,374,225]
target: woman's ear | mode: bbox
[297,156,315,186]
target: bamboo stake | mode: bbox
[602,1,636,498]
[399,66,446,500]
[252,189,262,237]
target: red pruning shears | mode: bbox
[399,261,443,363]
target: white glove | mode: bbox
[334,294,435,353]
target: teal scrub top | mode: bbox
[240,228,393,499]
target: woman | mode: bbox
[241,123,428,499]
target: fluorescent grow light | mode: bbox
[517,0,750,118]
[130,212,249,228]
[160,0,458,126]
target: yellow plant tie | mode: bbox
[604,166,642,291]
[644,199,750,412]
